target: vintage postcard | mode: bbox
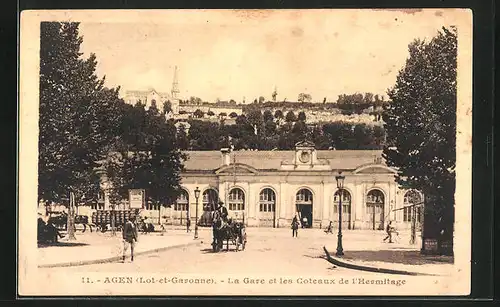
[19,9,472,296]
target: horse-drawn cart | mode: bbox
[211,212,247,252]
[91,209,155,234]
[47,211,93,233]
[91,209,137,233]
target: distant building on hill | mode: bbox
[124,88,180,115]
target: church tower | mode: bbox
[170,66,180,114]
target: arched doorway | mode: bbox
[259,188,276,227]
[228,188,245,223]
[200,188,218,226]
[296,188,313,228]
[333,190,352,229]
[174,189,189,225]
[403,190,423,230]
[366,189,385,230]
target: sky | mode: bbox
[77,9,464,103]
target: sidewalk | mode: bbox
[323,231,454,276]
[38,229,202,268]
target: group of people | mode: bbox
[291,215,399,243]
[37,215,65,243]
[122,203,401,262]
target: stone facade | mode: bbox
[167,141,423,231]
[92,141,423,230]
[124,88,180,115]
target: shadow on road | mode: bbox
[342,250,454,265]
[37,242,89,248]
[199,248,241,254]
[303,254,325,259]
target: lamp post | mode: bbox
[335,172,345,256]
[194,187,200,239]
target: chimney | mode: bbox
[221,148,231,166]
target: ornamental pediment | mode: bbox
[215,163,259,175]
[353,164,397,174]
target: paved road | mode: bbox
[44,228,386,277]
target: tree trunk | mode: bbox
[111,205,116,236]
[67,191,76,240]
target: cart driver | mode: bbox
[215,201,229,227]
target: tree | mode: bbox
[163,100,172,114]
[108,103,185,211]
[39,22,125,239]
[219,112,227,118]
[274,110,284,120]
[188,120,220,150]
[176,124,190,150]
[263,110,274,122]
[372,125,386,148]
[285,111,297,122]
[322,122,354,150]
[298,111,307,122]
[247,109,263,127]
[311,125,331,149]
[207,110,215,116]
[382,27,457,254]
[229,112,238,118]
[258,96,266,104]
[193,109,204,118]
[298,93,312,103]
[264,120,277,136]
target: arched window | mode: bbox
[296,189,313,204]
[333,190,351,214]
[259,188,276,212]
[403,190,423,222]
[202,189,218,211]
[366,189,384,204]
[365,189,385,214]
[228,188,245,211]
[175,189,189,211]
[366,189,385,230]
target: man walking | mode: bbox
[186,217,191,233]
[325,221,334,234]
[122,215,138,262]
[383,221,395,243]
[291,215,299,238]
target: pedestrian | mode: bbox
[122,215,138,262]
[186,217,191,233]
[383,221,395,243]
[302,216,307,228]
[291,215,299,237]
[325,221,333,234]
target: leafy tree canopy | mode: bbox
[382,27,457,243]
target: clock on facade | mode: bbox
[299,151,311,163]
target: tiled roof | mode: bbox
[125,90,171,98]
[182,150,384,172]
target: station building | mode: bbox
[164,141,423,231]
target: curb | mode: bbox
[323,246,439,276]
[39,241,202,269]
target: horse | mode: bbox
[211,211,246,252]
[47,213,94,233]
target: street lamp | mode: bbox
[335,172,345,256]
[194,187,200,239]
